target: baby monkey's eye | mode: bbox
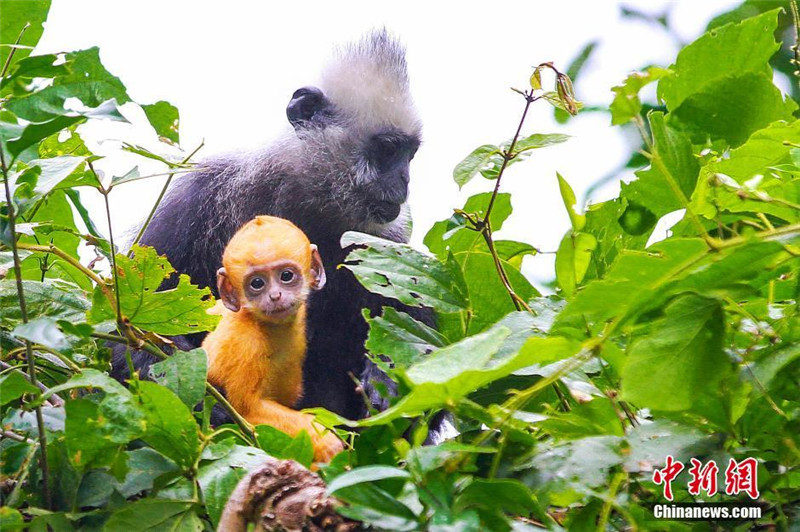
[280,270,295,283]
[249,277,266,290]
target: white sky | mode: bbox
[34,0,738,289]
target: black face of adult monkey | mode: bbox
[111,30,432,422]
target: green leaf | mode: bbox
[363,307,447,369]
[2,115,84,156]
[0,506,25,531]
[12,317,69,351]
[116,448,179,498]
[453,144,501,188]
[456,478,538,516]
[555,232,597,298]
[657,9,782,112]
[282,430,314,468]
[89,245,218,335]
[6,48,130,122]
[197,445,269,528]
[668,72,796,147]
[24,156,86,197]
[327,465,410,494]
[44,369,129,401]
[554,236,797,335]
[0,372,39,405]
[149,349,208,408]
[691,119,800,220]
[493,240,537,268]
[621,294,728,411]
[359,329,578,426]
[556,172,585,231]
[424,192,512,260]
[142,101,180,145]
[511,133,570,155]
[135,381,200,469]
[624,419,717,472]
[65,395,146,470]
[609,66,670,125]
[456,251,539,334]
[518,436,623,506]
[104,500,201,532]
[341,232,469,313]
[621,111,700,217]
[0,0,51,68]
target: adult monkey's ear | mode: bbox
[216,267,241,312]
[309,244,326,291]
[286,86,333,130]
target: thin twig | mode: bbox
[1,148,52,509]
[130,140,204,249]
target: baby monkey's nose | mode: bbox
[269,290,282,301]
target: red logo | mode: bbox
[724,458,759,499]
[653,457,760,501]
[687,458,719,497]
[652,455,684,501]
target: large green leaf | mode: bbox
[0,279,89,328]
[657,9,782,111]
[6,48,130,122]
[341,232,469,313]
[104,500,202,532]
[149,349,208,408]
[0,0,51,68]
[358,326,578,426]
[65,395,146,470]
[621,112,699,217]
[691,119,800,220]
[456,251,539,334]
[453,144,501,188]
[364,306,447,369]
[554,236,797,335]
[89,245,218,335]
[134,381,200,469]
[621,294,728,411]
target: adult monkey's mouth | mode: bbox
[370,200,402,223]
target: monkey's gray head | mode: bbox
[285,29,421,232]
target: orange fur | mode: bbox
[203,216,342,462]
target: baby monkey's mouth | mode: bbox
[260,301,299,320]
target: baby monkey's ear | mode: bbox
[216,267,241,312]
[309,244,326,291]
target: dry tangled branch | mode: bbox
[218,457,360,531]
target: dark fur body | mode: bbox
[111,31,432,423]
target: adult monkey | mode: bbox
[112,30,430,423]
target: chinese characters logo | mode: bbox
[652,456,759,501]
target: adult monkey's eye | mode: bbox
[280,270,295,283]
[249,277,266,290]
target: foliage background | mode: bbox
[1,1,799,530]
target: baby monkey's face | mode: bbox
[243,260,306,323]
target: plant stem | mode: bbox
[1,149,52,510]
[130,140,204,249]
[596,472,625,532]
[0,23,28,78]
[14,242,105,285]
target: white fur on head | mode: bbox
[320,29,421,135]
